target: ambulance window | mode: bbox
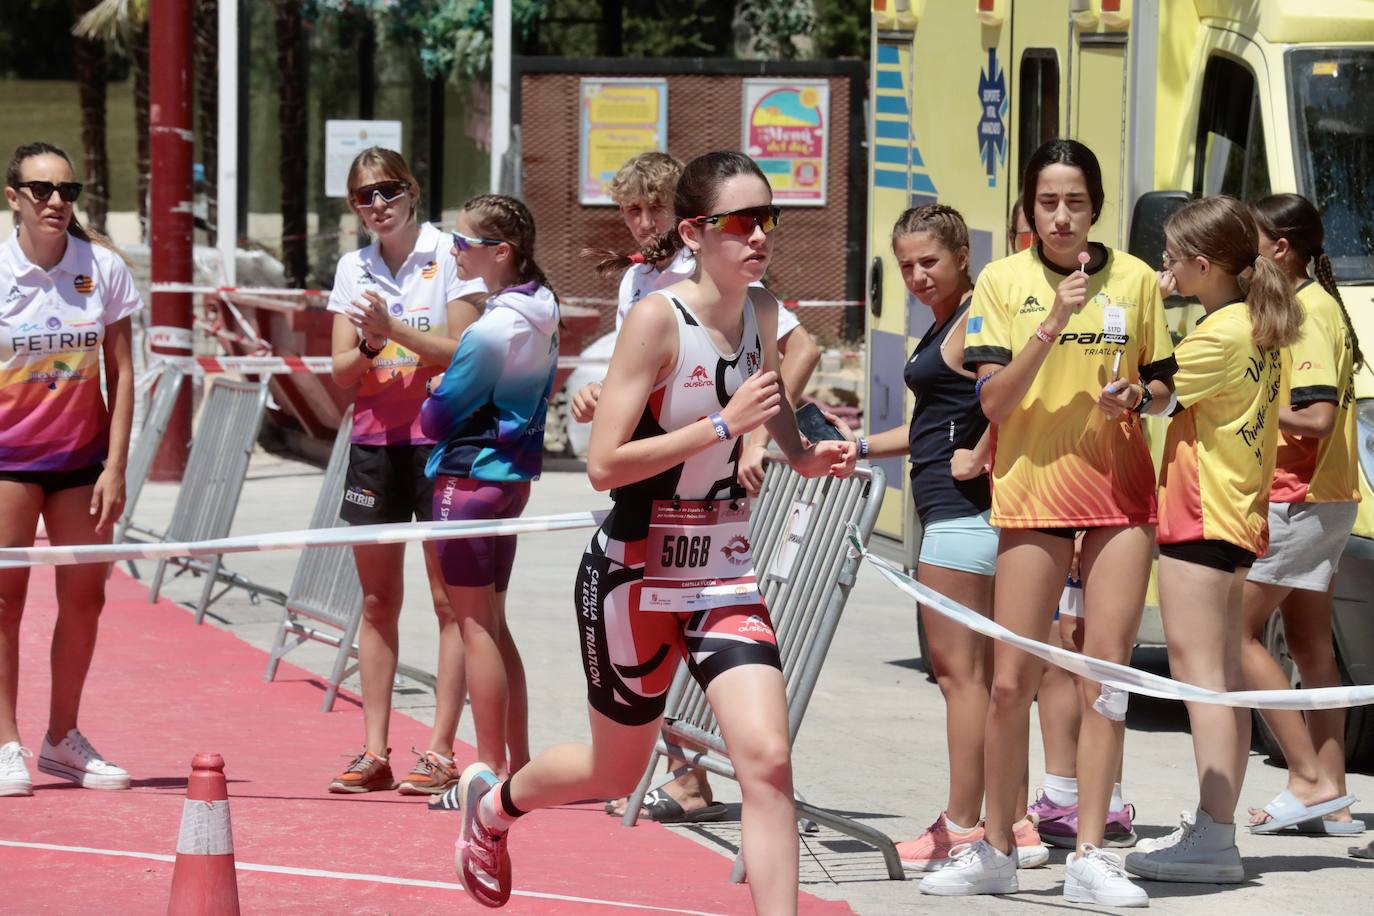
[1194,56,1270,200]
[1018,50,1060,174]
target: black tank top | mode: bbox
[903,300,991,526]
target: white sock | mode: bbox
[1043,774,1078,807]
[1109,783,1126,813]
[478,786,517,833]
[943,813,976,834]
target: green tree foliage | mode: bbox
[737,0,812,60]
[812,0,868,61]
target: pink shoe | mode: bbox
[1013,817,1050,868]
[454,763,513,908]
[897,813,984,872]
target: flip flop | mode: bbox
[637,787,729,824]
[1249,789,1357,834]
[1288,817,1366,836]
[1350,841,1374,860]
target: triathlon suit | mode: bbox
[578,293,782,727]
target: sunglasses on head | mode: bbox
[350,179,409,208]
[452,230,503,252]
[691,205,781,237]
[12,180,83,204]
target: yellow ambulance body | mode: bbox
[866,0,1374,646]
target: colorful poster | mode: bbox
[580,79,668,205]
[742,79,829,206]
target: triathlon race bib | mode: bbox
[640,499,761,612]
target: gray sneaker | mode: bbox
[1137,810,1193,853]
[0,741,34,796]
[1125,808,1244,883]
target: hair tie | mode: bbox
[628,251,646,264]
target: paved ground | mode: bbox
[85,443,1374,911]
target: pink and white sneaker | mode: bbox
[454,763,512,908]
[898,813,985,872]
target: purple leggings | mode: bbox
[432,476,531,589]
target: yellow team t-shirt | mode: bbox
[1157,302,1289,554]
[963,244,1176,528]
[1269,280,1361,504]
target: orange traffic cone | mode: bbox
[168,753,241,916]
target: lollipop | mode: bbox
[1077,250,1091,274]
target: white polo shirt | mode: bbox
[327,222,484,445]
[0,232,142,472]
[615,247,800,340]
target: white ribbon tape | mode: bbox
[176,799,234,855]
[0,510,608,569]
[850,529,1374,712]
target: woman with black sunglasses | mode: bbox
[0,142,140,797]
[324,147,487,799]
[449,151,856,912]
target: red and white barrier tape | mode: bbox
[561,296,860,310]
[150,354,608,375]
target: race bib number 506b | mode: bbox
[640,499,761,612]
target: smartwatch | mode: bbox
[358,337,386,359]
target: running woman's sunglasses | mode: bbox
[451,230,504,252]
[12,180,83,204]
[350,180,409,208]
[691,205,781,237]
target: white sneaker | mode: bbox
[1125,808,1244,883]
[37,729,129,790]
[1136,810,1193,853]
[0,741,34,796]
[919,840,1018,896]
[1066,845,1150,907]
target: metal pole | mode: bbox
[217,0,238,287]
[149,0,196,481]
[490,0,511,192]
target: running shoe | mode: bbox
[1029,790,1079,849]
[1013,817,1050,868]
[398,748,460,796]
[897,813,984,872]
[918,840,1018,896]
[328,749,394,794]
[37,729,129,790]
[1125,809,1244,884]
[1105,803,1139,848]
[455,762,513,908]
[0,741,34,797]
[1065,845,1149,907]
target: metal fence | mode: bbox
[114,365,186,578]
[620,460,901,880]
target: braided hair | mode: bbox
[1251,193,1364,371]
[585,151,770,278]
[462,193,556,302]
[891,203,974,288]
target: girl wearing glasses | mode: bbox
[449,151,856,911]
[418,194,558,782]
[1124,197,1301,884]
[1239,194,1363,835]
[0,142,140,796]
[325,147,486,798]
[923,139,1176,907]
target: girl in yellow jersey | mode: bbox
[922,139,1176,907]
[1124,197,1301,886]
[1241,194,1364,836]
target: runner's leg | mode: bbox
[1279,584,1349,813]
[0,481,43,745]
[354,542,405,756]
[423,542,466,755]
[505,706,663,811]
[447,581,507,773]
[494,588,530,772]
[1038,616,1082,782]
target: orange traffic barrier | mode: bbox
[167,753,241,916]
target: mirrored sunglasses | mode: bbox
[13,180,83,204]
[451,230,503,252]
[692,205,781,237]
[350,180,409,208]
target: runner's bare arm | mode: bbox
[350,289,479,366]
[1279,400,1337,439]
[951,425,992,480]
[330,312,375,388]
[588,294,775,491]
[93,316,136,533]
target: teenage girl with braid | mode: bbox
[421,194,559,780]
[1240,193,1364,836]
[858,204,1049,872]
[450,151,855,911]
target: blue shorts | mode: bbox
[917,511,998,576]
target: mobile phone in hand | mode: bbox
[795,402,845,443]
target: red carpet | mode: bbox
[0,566,853,914]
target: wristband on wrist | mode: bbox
[1131,382,1154,415]
[358,337,386,359]
[858,436,869,459]
[1034,324,1056,344]
[708,412,731,442]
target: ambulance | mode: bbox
[865,0,1374,759]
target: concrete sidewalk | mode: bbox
[129,446,1374,913]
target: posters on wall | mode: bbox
[579,78,669,205]
[742,78,829,206]
[324,120,403,198]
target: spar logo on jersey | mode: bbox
[720,534,751,566]
[421,260,438,280]
[684,364,714,389]
[73,274,95,295]
[1018,295,1045,315]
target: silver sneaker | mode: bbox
[0,741,34,796]
[37,729,129,790]
[1125,808,1244,883]
[919,840,1018,896]
[1066,845,1150,907]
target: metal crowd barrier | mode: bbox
[621,460,902,881]
[148,377,285,622]
[263,408,365,711]
[114,364,187,578]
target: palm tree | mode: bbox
[272,0,308,287]
[73,0,111,234]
